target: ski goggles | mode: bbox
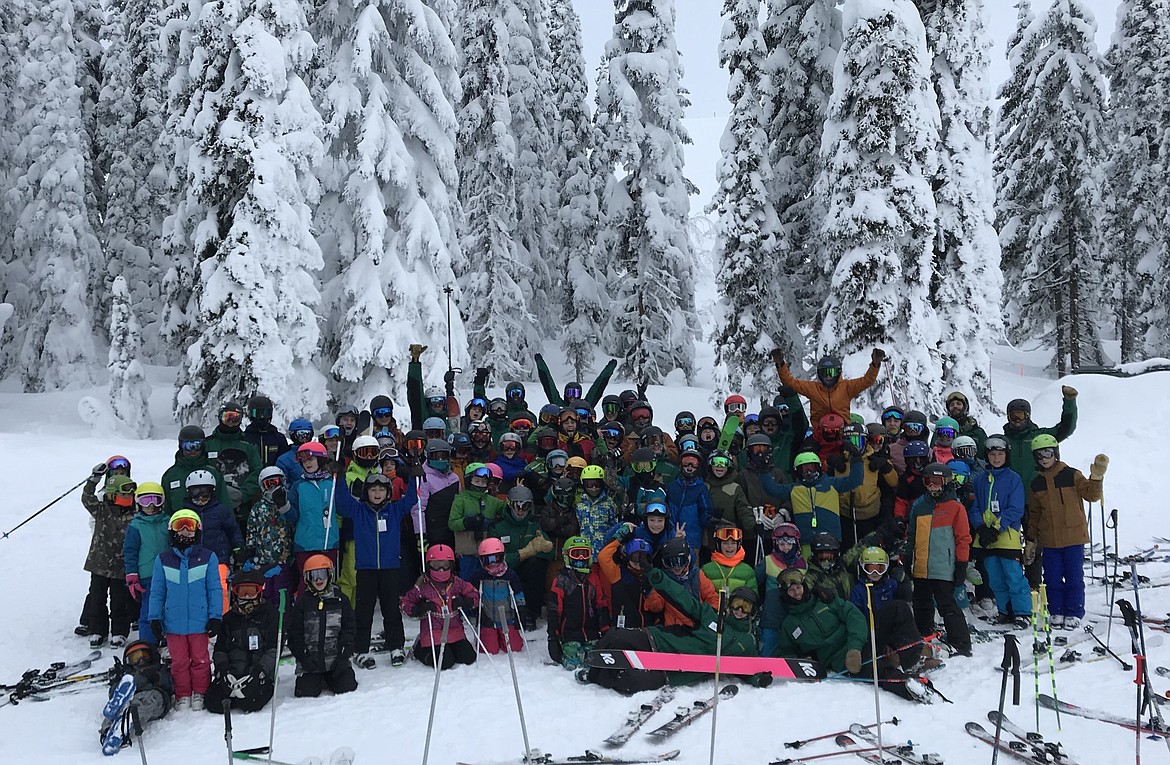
[729,595,755,616]
[188,486,215,502]
[951,473,968,486]
[320,426,341,440]
[136,493,165,508]
[480,552,505,566]
[664,552,691,571]
[846,433,866,452]
[902,422,926,436]
[714,526,743,542]
[1033,447,1058,460]
[862,561,888,578]
[774,535,797,547]
[510,500,534,513]
[296,448,326,463]
[632,461,655,474]
[469,466,492,479]
[565,546,591,563]
[725,401,747,415]
[180,439,205,452]
[1008,411,1029,425]
[354,445,379,460]
[575,407,593,421]
[675,416,695,429]
[954,444,977,460]
[631,410,652,425]
[603,402,620,416]
[882,411,904,422]
[489,403,508,417]
[548,456,568,470]
[124,644,153,668]
[260,475,284,491]
[108,482,138,497]
[642,435,663,448]
[468,398,488,411]
[507,388,524,400]
[306,568,331,584]
[680,456,701,470]
[922,475,947,491]
[644,502,668,517]
[290,428,313,443]
[406,438,426,452]
[218,410,242,427]
[372,407,393,419]
[935,427,957,440]
[427,560,453,572]
[426,396,446,410]
[709,456,732,470]
[818,367,840,378]
[230,581,263,600]
[107,457,131,471]
[499,440,520,451]
[581,479,605,492]
[170,516,199,533]
[511,418,534,431]
[601,427,623,441]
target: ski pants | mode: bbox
[587,629,666,695]
[338,539,357,608]
[134,578,156,645]
[1041,544,1085,618]
[413,638,476,670]
[87,573,133,639]
[984,554,1032,618]
[479,624,523,654]
[204,677,273,714]
[167,633,211,698]
[354,568,403,654]
[293,662,357,698]
[874,599,923,670]
[912,577,970,653]
[515,557,546,620]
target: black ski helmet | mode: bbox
[246,394,274,422]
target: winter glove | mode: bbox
[753,507,781,531]
[777,385,797,400]
[845,648,863,674]
[868,454,892,474]
[614,522,637,542]
[452,595,475,612]
[409,343,427,363]
[411,600,437,617]
[206,618,222,638]
[770,348,786,367]
[952,561,968,587]
[443,369,456,386]
[474,367,490,387]
[871,348,887,365]
[1023,539,1039,565]
[826,454,847,474]
[461,514,484,532]
[636,381,648,399]
[1061,385,1078,400]
[750,671,774,689]
[548,638,564,665]
[150,620,164,642]
[519,536,553,561]
[842,441,862,460]
[270,487,288,509]
[976,525,1000,548]
[125,574,146,600]
[91,462,109,478]
[1090,454,1109,480]
[226,673,252,699]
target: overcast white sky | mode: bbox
[571,0,1122,204]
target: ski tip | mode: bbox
[719,684,739,697]
[965,721,988,734]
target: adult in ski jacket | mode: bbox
[705,464,755,554]
[773,570,867,673]
[771,347,884,425]
[761,389,809,475]
[1002,391,1077,490]
[206,419,264,509]
[944,391,988,455]
[162,452,232,514]
[418,461,461,548]
[534,352,618,408]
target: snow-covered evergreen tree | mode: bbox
[171,0,327,423]
[310,0,467,406]
[107,276,152,436]
[0,0,23,374]
[551,0,607,380]
[9,0,102,391]
[922,0,1003,413]
[759,0,840,341]
[595,0,697,385]
[710,0,791,398]
[995,0,1107,372]
[458,0,538,379]
[97,0,179,358]
[815,0,942,411]
[1102,0,1170,360]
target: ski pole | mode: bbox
[0,476,88,540]
[130,704,149,765]
[224,698,234,765]
[783,719,901,749]
[1129,566,1170,756]
[421,608,452,765]
[772,743,909,765]
[265,589,287,765]
[1108,508,1120,644]
[1084,623,1132,670]
[1032,590,1041,729]
[1098,499,1108,580]
[992,634,1021,765]
[863,584,884,758]
[824,632,941,679]
[498,604,532,760]
[708,590,727,765]
[322,441,342,552]
[427,612,438,669]
[1040,585,1060,730]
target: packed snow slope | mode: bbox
[1,350,1168,764]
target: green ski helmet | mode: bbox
[562,535,592,573]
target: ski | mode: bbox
[834,734,896,765]
[456,750,680,765]
[586,649,820,681]
[234,748,357,765]
[964,722,1051,764]
[603,687,676,747]
[646,685,738,739]
[987,712,1079,765]
[2,650,104,707]
[783,719,901,750]
[848,725,944,764]
[717,414,741,452]
[1037,694,1169,737]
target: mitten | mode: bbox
[409,343,427,363]
[475,368,490,387]
[1090,454,1109,480]
[461,514,483,532]
[952,561,968,587]
[91,462,109,477]
[845,649,863,674]
[452,596,475,611]
[207,618,222,638]
[871,348,887,364]
[1061,385,1078,399]
[150,620,164,642]
[411,600,437,617]
[777,385,797,399]
[770,348,786,367]
[271,487,288,508]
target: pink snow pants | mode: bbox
[168,633,211,698]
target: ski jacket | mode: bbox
[491,511,553,569]
[334,480,419,569]
[906,490,971,581]
[774,593,867,672]
[596,540,661,630]
[767,390,810,474]
[547,568,610,644]
[449,487,506,556]
[242,422,289,468]
[287,474,341,552]
[574,491,620,558]
[736,465,790,507]
[1028,461,1101,549]
[275,449,303,489]
[805,562,854,601]
[893,469,925,523]
[649,567,720,628]
[701,549,757,594]
[400,576,480,648]
[849,572,910,622]
[759,458,863,547]
[245,496,294,567]
[970,465,1026,553]
[705,474,755,552]
[756,554,806,631]
[841,447,898,522]
[535,355,617,408]
[468,571,525,628]
[123,510,170,579]
[205,426,263,507]
[287,584,354,674]
[775,360,880,425]
[82,480,136,579]
[492,453,529,483]
[149,545,223,635]
[645,568,756,672]
[539,499,581,542]
[161,453,232,514]
[665,476,714,550]
[1003,398,1077,489]
[183,499,242,563]
[213,601,280,678]
[418,464,461,547]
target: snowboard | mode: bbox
[586,649,820,681]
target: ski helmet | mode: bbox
[105,475,137,508]
[507,485,534,518]
[258,466,285,494]
[934,416,959,440]
[816,356,842,387]
[843,422,867,453]
[178,425,205,453]
[486,463,503,481]
[661,537,691,572]
[728,586,758,618]
[1006,399,1032,417]
[952,435,978,460]
[984,434,1010,452]
[724,394,748,415]
[169,509,202,549]
[448,432,472,452]
[623,538,653,573]
[921,462,952,496]
[547,450,569,470]
[1031,433,1059,451]
[246,394,274,422]
[296,441,328,463]
[817,413,846,440]
[425,544,455,582]
[229,570,265,615]
[478,537,508,576]
[369,395,394,419]
[423,416,446,433]
[288,418,314,444]
[947,459,971,488]
[810,532,841,569]
[499,432,523,449]
[903,440,930,459]
[563,381,583,401]
[793,452,823,484]
[352,435,380,467]
[122,640,159,670]
[552,477,577,507]
[562,535,593,573]
[581,465,605,481]
[945,391,969,414]
[184,470,217,506]
[488,398,508,419]
[859,546,890,579]
[880,405,905,422]
[134,481,165,512]
[539,403,562,422]
[105,455,131,474]
[302,554,335,590]
[778,567,808,605]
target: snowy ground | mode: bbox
[2,350,1169,764]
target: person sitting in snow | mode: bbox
[400,544,480,669]
[205,571,278,714]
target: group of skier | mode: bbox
[72,343,1110,747]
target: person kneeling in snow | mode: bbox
[547,536,610,670]
[205,571,278,714]
[286,555,357,698]
[467,538,528,652]
[400,544,480,669]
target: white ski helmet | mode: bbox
[185,470,217,489]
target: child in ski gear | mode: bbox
[930,416,960,463]
[905,462,973,655]
[99,640,174,753]
[82,472,137,648]
[839,424,898,549]
[597,537,662,630]
[246,467,295,599]
[494,485,554,625]
[286,442,342,589]
[848,547,929,700]
[575,465,620,557]
[401,544,480,669]
[772,567,867,674]
[205,571,278,714]
[468,537,528,651]
[183,468,243,613]
[758,450,864,558]
[653,537,720,627]
[756,523,806,655]
[893,439,931,527]
[771,348,885,424]
[449,463,507,576]
[286,555,358,697]
[701,523,757,594]
[123,482,170,645]
[1027,437,1106,629]
[276,418,313,485]
[969,435,1030,624]
[148,510,224,710]
[704,450,755,554]
[547,536,610,669]
[334,471,419,668]
[805,532,854,600]
[665,450,714,555]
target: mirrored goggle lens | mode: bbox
[727,402,747,414]
[936,427,957,439]
[481,553,505,565]
[710,457,731,469]
[355,447,379,459]
[820,367,840,377]
[665,554,690,569]
[180,440,204,452]
[1034,447,1057,460]
[512,420,534,430]
[883,412,904,422]
[511,501,534,512]
[297,450,324,462]
[137,493,165,507]
[507,389,523,399]
[407,439,426,451]
[261,476,284,491]
[221,411,243,426]
[501,440,519,450]
[566,387,582,399]
[307,569,330,583]
[321,426,341,439]
[775,536,797,546]
[471,467,491,478]
[549,459,567,469]
[749,445,770,456]
[632,461,654,473]
[427,560,453,571]
[676,417,695,428]
[645,502,668,516]
[231,582,263,599]
[566,547,591,562]
[291,429,313,442]
[603,403,620,415]
[108,457,131,470]
[904,423,925,435]
[372,407,393,418]
[952,474,967,485]
[729,597,755,615]
[171,517,199,533]
[714,527,743,542]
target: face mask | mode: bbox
[428,459,450,473]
